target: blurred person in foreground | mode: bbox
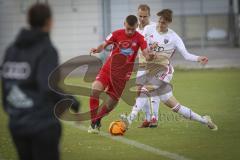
[1,3,79,160]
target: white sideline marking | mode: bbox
[68,123,191,160]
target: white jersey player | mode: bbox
[134,4,159,128]
[122,9,218,131]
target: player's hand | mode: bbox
[147,51,156,61]
[90,48,98,55]
[198,56,208,65]
[150,42,158,51]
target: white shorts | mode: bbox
[154,65,174,83]
[143,65,174,97]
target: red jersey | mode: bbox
[101,29,147,80]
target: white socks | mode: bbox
[172,104,208,124]
[129,95,161,123]
[142,100,151,121]
[151,96,161,120]
[128,93,149,124]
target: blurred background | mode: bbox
[0,0,240,68]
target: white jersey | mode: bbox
[136,21,156,67]
[143,24,199,67]
[137,21,156,35]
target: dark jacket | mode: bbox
[1,28,78,135]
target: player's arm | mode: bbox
[139,29,155,61]
[175,34,208,65]
[90,42,108,54]
[142,48,155,61]
[90,32,115,55]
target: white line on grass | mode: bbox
[68,123,191,160]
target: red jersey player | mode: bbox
[88,15,153,134]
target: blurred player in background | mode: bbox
[135,4,160,128]
[88,15,154,134]
[137,4,155,34]
[1,3,79,160]
[121,9,218,131]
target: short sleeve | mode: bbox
[105,32,116,44]
[138,34,147,51]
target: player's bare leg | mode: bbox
[163,95,218,131]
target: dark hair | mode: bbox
[28,3,52,29]
[125,15,138,26]
[157,9,173,22]
[138,4,150,16]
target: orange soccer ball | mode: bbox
[109,120,127,136]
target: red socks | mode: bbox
[90,95,113,123]
[90,96,99,123]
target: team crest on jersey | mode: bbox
[132,41,137,47]
[164,39,169,44]
[119,40,132,48]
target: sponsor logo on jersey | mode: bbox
[119,40,134,56]
[164,39,169,44]
[120,48,133,56]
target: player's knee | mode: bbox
[91,90,100,98]
[139,86,149,97]
[92,81,104,90]
[91,88,102,98]
[135,85,143,96]
[91,81,104,97]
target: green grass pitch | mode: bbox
[0,69,240,160]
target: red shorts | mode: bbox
[96,69,127,100]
